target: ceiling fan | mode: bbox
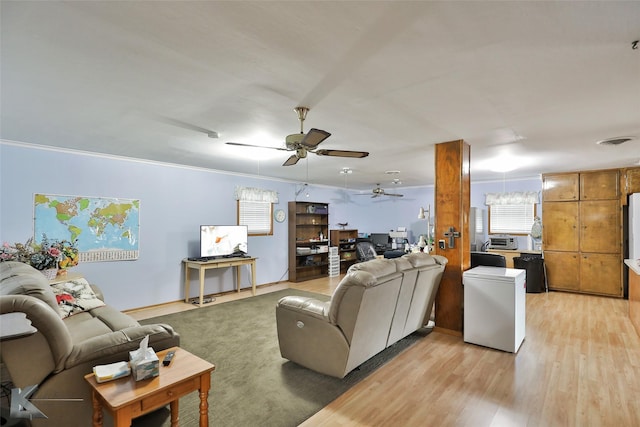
[226,107,369,166]
[364,184,404,198]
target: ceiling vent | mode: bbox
[596,136,635,146]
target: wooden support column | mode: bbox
[434,140,471,335]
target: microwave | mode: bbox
[488,236,518,250]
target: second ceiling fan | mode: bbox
[365,184,404,198]
[226,107,369,166]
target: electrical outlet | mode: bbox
[438,240,446,250]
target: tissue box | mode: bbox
[129,347,159,381]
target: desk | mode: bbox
[183,257,257,307]
[85,347,215,427]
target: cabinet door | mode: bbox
[579,200,620,254]
[624,167,640,195]
[542,202,579,251]
[544,251,580,291]
[542,173,579,201]
[580,170,619,200]
[580,253,622,296]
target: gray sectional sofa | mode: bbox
[0,261,180,427]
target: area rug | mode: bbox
[135,289,424,427]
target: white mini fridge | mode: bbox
[463,266,526,353]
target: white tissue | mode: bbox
[132,335,149,362]
[129,335,159,381]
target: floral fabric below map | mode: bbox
[34,194,140,262]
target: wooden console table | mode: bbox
[183,257,257,307]
[85,347,215,427]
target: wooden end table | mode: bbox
[84,347,215,427]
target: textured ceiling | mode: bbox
[2,1,639,191]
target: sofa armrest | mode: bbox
[89,284,105,302]
[0,294,73,386]
[432,255,448,267]
[65,323,180,369]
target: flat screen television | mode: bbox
[200,225,248,257]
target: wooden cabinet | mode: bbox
[579,253,621,296]
[579,200,620,253]
[543,251,580,291]
[622,167,640,204]
[543,173,579,201]
[542,169,623,297]
[288,202,330,282]
[580,169,619,200]
[330,229,359,274]
[543,201,579,252]
[626,167,640,194]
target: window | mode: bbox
[489,204,536,235]
[238,200,273,235]
[235,186,279,236]
[475,208,484,234]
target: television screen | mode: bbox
[200,225,248,257]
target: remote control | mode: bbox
[163,351,175,366]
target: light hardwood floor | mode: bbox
[127,278,640,427]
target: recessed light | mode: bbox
[596,136,635,146]
[385,170,401,175]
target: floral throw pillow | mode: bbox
[50,278,105,318]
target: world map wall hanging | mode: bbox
[33,193,140,262]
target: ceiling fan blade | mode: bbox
[385,193,404,197]
[226,142,289,151]
[314,149,369,158]
[283,154,300,166]
[300,128,331,149]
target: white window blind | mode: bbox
[238,200,272,235]
[489,204,535,235]
[235,186,278,236]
